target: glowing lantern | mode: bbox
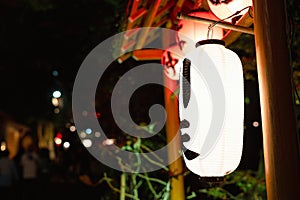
[207,0,252,24]
[177,11,224,54]
[161,45,184,80]
[178,39,244,178]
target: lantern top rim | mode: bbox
[196,39,225,47]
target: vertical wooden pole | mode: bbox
[120,173,126,200]
[164,76,185,200]
[253,0,300,199]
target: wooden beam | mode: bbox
[128,8,147,23]
[117,53,132,64]
[135,0,162,49]
[129,0,141,16]
[253,0,300,199]
[121,40,135,52]
[223,7,254,46]
[124,28,140,39]
[132,49,164,61]
[153,17,169,28]
[178,13,254,35]
[169,0,185,29]
[155,1,176,21]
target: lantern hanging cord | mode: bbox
[207,6,252,39]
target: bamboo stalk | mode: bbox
[120,173,126,200]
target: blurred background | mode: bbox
[0,0,299,199]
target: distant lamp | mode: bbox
[53,90,61,98]
[54,132,62,146]
[52,98,59,106]
[177,11,224,54]
[179,39,244,178]
[0,141,6,151]
[63,141,70,149]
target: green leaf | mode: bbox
[245,96,251,104]
[133,138,141,150]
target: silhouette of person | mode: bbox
[20,144,40,200]
[0,148,19,199]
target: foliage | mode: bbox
[287,0,300,104]
[25,0,55,11]
[83,120,266,200]
[92,55,266,199]
[185,151,266,200]
[228,32,257,82]
[86,135,171,200]
[199,170,266,200]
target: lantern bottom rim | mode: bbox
[198,176,224,183]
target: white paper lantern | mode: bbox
[178,39,244,178]
[161,45,184,80]
[177,11,224,54]
[207,0,252,23]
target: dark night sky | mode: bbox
[0,2,263,166]
[0,0,126,122]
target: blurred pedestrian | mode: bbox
[0,148,19,199]
[20,144,40,200]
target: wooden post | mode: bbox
[164,76,185,200]
[253,0,300,199]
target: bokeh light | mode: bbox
[53,90,61,98]
[82,139,92,148]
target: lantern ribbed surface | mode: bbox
[179,40,244,177]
